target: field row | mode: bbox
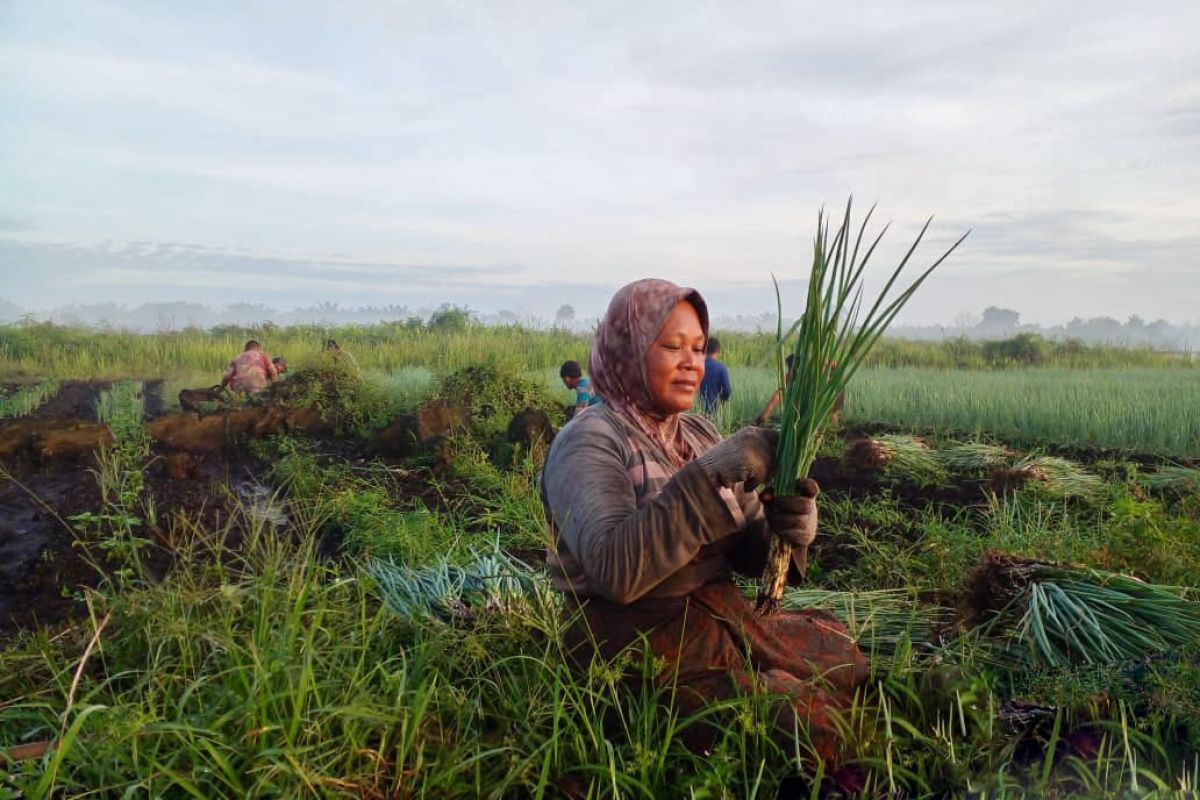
[1,322,1193,378]
[5,365,1197,457]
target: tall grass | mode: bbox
[0,507,885,797]
[4,504,1197,797]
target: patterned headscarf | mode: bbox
[590,279,710,465]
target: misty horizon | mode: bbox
[2,295,1197,350]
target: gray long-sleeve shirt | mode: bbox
[541,405,778,604]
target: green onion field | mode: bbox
[1,321,1198,798]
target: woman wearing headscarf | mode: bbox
[541,279,868,774]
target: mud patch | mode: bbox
[0,456,268,634]
[147,405,328,454]
[0,467,103,632]
[30,380,112,421]
[0,418,113,465]
[369,399,469,458]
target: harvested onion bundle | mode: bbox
[756,200,968,613]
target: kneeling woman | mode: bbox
[541,279,867,766]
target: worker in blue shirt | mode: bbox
[697,336,732,414]
[560,360,600,418]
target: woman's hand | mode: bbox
[760,478,820,547]
[696,426,778,488]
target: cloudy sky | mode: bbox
[2,1,1198,324]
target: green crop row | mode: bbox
[704,366,1200,457]
[1,320,1190,380]
[0,380,60,418]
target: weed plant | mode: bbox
[71,380,154,581]
[0,380,60,418]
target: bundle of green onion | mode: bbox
[975,562,1200,669]
[367,546,552,624]
[937,442,1015,473]
[757,200,968,613]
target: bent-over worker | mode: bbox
[221,340,279,396]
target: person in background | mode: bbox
[322,338,359,375]
[559,360,599,418]
[756,355,844,425]
[220,340,279,396]
[697,336,732,414]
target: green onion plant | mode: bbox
[758,199,968,612]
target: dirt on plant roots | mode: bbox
[959,550,1057,627]
[507,406,556,452]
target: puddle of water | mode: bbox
[231,479,289,528]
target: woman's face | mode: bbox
[645,300,706,414]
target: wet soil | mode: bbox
[0,466,101,631]
[142,379,165,419]
[30,380,112,421]
[0,454,263,634]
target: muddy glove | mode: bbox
[695,426,778,488]
[761,478,820,547]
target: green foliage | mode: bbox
[437,436,548,552]
[95,380,146,448]
[427,303,474,332]
[842,366,1200,456]
[330,487,464,564]
[72,380,153,581]
[259,436,469,564]
[982,332,1051,366]
[0,380,60,418]
[433,360,563,440]
[280,363,396,436]
[1100,491,1200,583]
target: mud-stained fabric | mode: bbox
[588,278,709,467]
[224,350,277,395]
[563,581,868,762]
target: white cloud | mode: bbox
[1,0,1198,323]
